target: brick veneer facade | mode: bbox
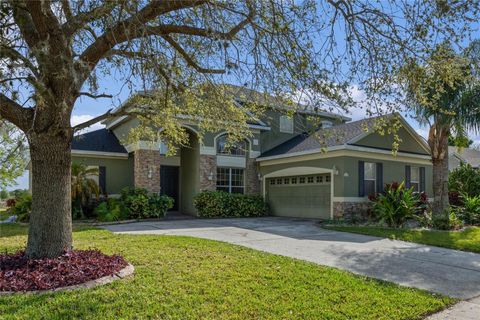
[333,201,372,220]
[246,158,260,194]
[199,155,216,191]
[133,149,161,193]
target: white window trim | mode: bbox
[216,167,245,194]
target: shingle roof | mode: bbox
[72,129,127,154]
[222,84,351,121]
[449,146,480,168]
[259,115,391,158]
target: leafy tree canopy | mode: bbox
[0,121,27,189]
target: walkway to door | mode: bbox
[104,217,480,300]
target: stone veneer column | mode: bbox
[199,155,216,191]
[333,201,372,220]
[246,158,260,194]
[133,149,161,193]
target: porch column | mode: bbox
[133,149,161,193]
[199,154,216,191]
[246,158,261,194]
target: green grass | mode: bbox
[324,225,480,253]
[0,224,454,320]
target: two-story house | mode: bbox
[70,85,432,219]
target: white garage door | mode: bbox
[266,174,332,219]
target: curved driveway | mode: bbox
[104,217,480,299]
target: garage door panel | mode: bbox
[267,174,331,219]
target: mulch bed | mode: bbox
[0,250,128,292]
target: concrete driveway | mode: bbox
[104,217,480,299]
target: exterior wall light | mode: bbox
[332,165,339,175]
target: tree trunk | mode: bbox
[431,136,450,217]
[26,132,73,258]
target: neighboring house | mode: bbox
[448,146,480,170]
[67,85,432,220]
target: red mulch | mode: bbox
[0,250,128,292]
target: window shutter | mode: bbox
[99,166,106,194]
[419,167,426,192]
[358,161,365,197]
[376,163,383,193]
[405,165,411,188]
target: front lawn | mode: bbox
[324,226,480,253]
[0,224,453,319]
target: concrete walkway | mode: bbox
[104,217,480,300]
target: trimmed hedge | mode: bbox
[193,191,268,218]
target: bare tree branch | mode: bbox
[62,1,117,38]
[77,0,208,77]
[0,93,32,130]
[78,92,113,99]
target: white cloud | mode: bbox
[71,114,105,134]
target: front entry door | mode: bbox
[160,166,179,211]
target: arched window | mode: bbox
[216,135,247,156]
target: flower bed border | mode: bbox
[0,263,134,295]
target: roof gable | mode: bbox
[72,129,127,154]
[259,114,430,158]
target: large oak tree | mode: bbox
[0,0,477,258]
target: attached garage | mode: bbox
[264,169,333,219]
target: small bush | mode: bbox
[94,198,129,222]
[432,208,463,230]
[7,193,32,222]
[148,193,174,218]
[449,191,463,206]
[6,198,16,208]
[94,187,174,221]
[371,181,427,228]
[449,162,480,197]
[120,187,151,219]
[457,194,480,225]
[194,191,268,218]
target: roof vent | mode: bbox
[321,120,333,128]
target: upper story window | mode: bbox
[320,120,333,128]
[279,115,294,133]
[216,135,247,156]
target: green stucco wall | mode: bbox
[259,109,344,153]
[180,133,200,215]
[355,127,429,155]
[71,155,134,194]
[112,118,140,143]
[259,155,433,198]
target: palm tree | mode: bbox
[400,41,480,217]
[71,163,100,217]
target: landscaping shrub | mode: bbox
[120,187,151,219]
[432,208,463,230]
[194,191,268,218]
[148,193,175,218]
[371,182,427,228]
[457,194,480,225]
[94,198,129,222]
[6,198,16,208]
[7,193,32,222]
[93,187,174,221]
[449,162,480,197]
[449,191,463,206]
